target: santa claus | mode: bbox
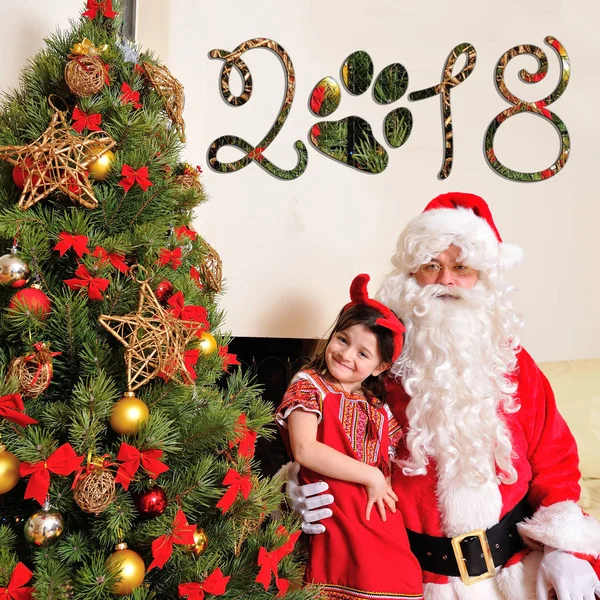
[287,193,600,600]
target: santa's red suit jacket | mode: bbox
[386,347,600,600]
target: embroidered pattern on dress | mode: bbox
[319,582,423,599]
[277,370,400,465]
[317,374,384,465]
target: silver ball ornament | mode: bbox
[0,252,30,288]
[24,504,64,547]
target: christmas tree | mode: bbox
[0,2,314,598]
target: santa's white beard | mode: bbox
[391,276,520,486]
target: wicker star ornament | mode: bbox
[0,102,115,210]
[99,267,200,390]
[143,62,186,142]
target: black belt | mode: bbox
[406,496,531,585]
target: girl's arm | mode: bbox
[287,409,395,520]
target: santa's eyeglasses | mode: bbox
[418,263,473,277]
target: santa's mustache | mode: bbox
[404,281,489,308]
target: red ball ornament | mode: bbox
[135,485,168,518]
[12,158,42,190]
[9,287,51,319]
[155,280,173,303]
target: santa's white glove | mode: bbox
[536,549,600,600]
[285,462,333,534]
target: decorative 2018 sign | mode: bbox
[208,36,570,183]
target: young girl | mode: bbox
[276,274,423,600]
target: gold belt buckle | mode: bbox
[450,529,495,585]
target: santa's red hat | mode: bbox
[344,274,405,361]
[393,192,523,273]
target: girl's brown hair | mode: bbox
[304,304,399,406]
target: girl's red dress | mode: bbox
[277,369,423,600]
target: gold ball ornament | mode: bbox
[24,503,64,547]
[0,447,20,494]
[106,543,146,596]
[88,148,115,181]
[198,332,218,356]
[183,526,208,556]
[109,393,149,435]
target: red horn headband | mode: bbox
[344,274,405,361]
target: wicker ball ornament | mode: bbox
[143,62,186,142]
[199,242,223,293]
[65,55,106,97]
[73,461,116,515]
[175,164,203,193]
[8,342,57,398]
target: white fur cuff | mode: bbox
[517,501,600,556]
[274,461,296,484]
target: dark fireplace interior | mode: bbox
[226,337,319,476]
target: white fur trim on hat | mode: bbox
[394,207,523,274]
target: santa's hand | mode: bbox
[536,549,600,600]
[286,462,334,535]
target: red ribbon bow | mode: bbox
[120,82,142,109]
[19,443,83,505]
[174,226,197,241]
[229,414,256,459]
[218,345,240,372]
[71,107,102,133]
[92,246,129,273]
[273,525,301,560]
[64,264,110,300]
[101,61,111,85]
[158,348,198,383]
[0,394,38,427]
[148,509,196,570]
[167,292,208,332]
[119,164,153,192]
[178,568,230,600]
[0,562,34,600]
[54,232,90,258]
[216,469,252,513]
[115,442,169,491]
[83,0,118,19]
[255,526,301,597]
[157,247,182,270]
[189,266,204,289]
[183,349,200,383]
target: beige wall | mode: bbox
[2,0,600,362]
